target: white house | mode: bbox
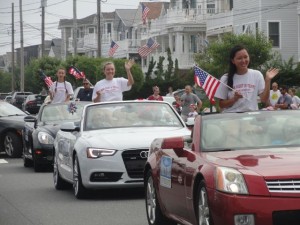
[57,0,299,72]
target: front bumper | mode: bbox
[78,149,146,189]
[209,188,300,225]
[34,146,53,165]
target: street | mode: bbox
[0,155,148,225]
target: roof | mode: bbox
[115,9,138,27]
[58,12,116,28]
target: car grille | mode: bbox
[273,210,300,225]
[122,149,148,179]
[90,172,123,182]
[266,179,300,193]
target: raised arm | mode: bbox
[125,59,135,86]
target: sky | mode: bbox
[0,0,164,55]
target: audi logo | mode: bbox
[140,151,149,159]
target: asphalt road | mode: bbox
[0,155,148,225]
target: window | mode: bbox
[207,4,215,14]
[107,23,112,34]
[88,27,94,34]
[268,22,280,47]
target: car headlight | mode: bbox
[86,148,116,158]
[215,167,248,194]
[38,132,54,145]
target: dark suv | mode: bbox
[11,92,33,109]
[22,94,47,114]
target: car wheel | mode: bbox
[23,155,33,167]
[4,132,22,158]
[145,170,176,225]
[33,154,43,172]
[53,154,70,190]
[73,155,87,199]
[196,180,212,225]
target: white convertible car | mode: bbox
[53,100,191,198]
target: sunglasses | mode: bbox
[83,83,89,85]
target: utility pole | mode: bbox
[41,0,46,57]
[73,0,77,55]
[19,0,24,92]
[11,3,15,92]
[97,0,101,57]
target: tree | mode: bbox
[194,32,273,79]
[145,57,156,81]
[164,48,173,81]
[23,56,144,99]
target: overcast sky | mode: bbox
[0,0,164,55]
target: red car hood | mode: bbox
[204,148,300,178]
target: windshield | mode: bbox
[0,102,26,116]
[201,111,300,151]
[40,103,84,123]
[84,102,183,131]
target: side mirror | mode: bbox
[161,137,184,149]
[24,115,37,123]
[60,122,80,132]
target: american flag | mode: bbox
[39,70,53,88]
[141,3,150,24]
[138,38,160,58]
[108,40,119,57]
[194,66,220,104]
[68,66,86,79]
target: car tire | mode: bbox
[196,180,213,225]
[4,132,22,158]
[53,154,70,190]
[145,170,176,225]
[73,155,87,199]
[23,155,33,167]
[33,155,42,172]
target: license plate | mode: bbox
[37,104,41,106]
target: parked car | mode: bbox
[11,91,33,109]
[0,101,27,157]
[53,100,191,199]
[144,110,300,225]
[4,95,12,103]
[22,94,47,114]
[0,92,12,100]
[22,101,89,172]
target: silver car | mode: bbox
[53,100,191,199]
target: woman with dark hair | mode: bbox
[49,67,74,104]
[215,45,279,112]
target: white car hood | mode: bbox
[83,127,190,150]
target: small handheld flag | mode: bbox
[39,69,53,88]
[68,66,86,80]
[194,66,220,104]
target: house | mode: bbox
[58,12,115,59]
[139,0,206,70]
[48,38,62,59]
[206,0,298,62]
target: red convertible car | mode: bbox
[144,110,300,225]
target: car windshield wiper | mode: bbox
[205,148,232,152]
